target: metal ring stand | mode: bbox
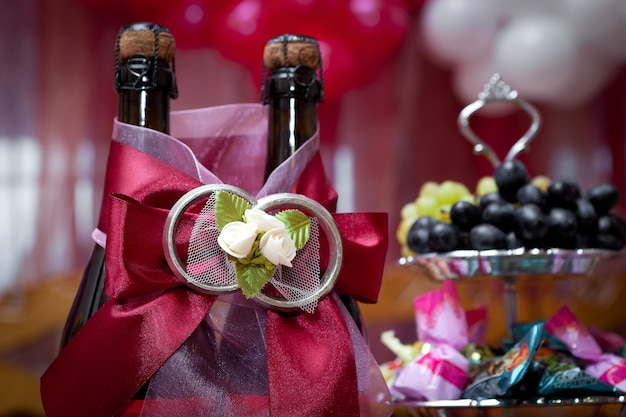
[457,73,541,168]
[162,183,342,312]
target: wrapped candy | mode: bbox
[466,305,488,346]
[544,305,626,394]
[589,325,626,354]
[532,346,620,397]
[462,321,544,400]
[392,280,470,401]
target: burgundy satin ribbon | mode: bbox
[41,142,388,417]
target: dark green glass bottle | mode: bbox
[262,34,365,334]
[60,22,178,347]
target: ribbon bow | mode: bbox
[41,140,390,417]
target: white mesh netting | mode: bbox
[185,193,322,313]
[187,194,237,287]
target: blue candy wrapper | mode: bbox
[462,322,544,399]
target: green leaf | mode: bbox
[275,209,310,250]
[214,191,251,230]
[236,262,274,298]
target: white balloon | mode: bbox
[581,0,626,62]
[560,0,624,48]
[550,48,617,107]
[498,0,561,19]
[494,15,581,102]
[421,0,500,66]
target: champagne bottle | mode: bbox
[262,34,322,180]
[261,34,365,334]
[60,22,178,347]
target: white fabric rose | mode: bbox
[245,208,285,232]
[259,228,297,267]
[217,221,258,259]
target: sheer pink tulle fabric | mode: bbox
[110,104,391,416]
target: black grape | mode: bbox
[450,200,481,232]
[428,222,461,252]
[406,216,436,254]
[469,224,507,250]
[479,192,505,211]
[506,231,524,250]
[592,214,626,250]
[546,180,581,210]
[513,203,549,242]
[494,160,530,203]
[574,198,597,235]
[517,183,547,210]
[546,207,578,248]
[482,200,516,233]
[586,184,620,215]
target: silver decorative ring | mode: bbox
[162,184,256,295]
[253,193,343,312]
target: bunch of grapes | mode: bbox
[399,159,626,255]
[397,180,474,256]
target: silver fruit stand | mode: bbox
[394,74,626,417]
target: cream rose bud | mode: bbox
[245,208,285,232]
[217,221,258,258]
[259,228,296,267]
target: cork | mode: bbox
[263,34,320,71]
[118,25,176,63]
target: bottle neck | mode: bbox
[118,89,170,133]
[264,96,317,180]
[263,66,321,181]
[116,56,176,134]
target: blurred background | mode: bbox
[2,0,626,415]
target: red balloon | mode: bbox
[399,0,426,12]
[342,0,411,80]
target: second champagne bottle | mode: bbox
[59,20,178,363]
[262,33,366,334]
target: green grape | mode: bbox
[436,180,470,206]
[401,202,418,221]
[415,195,439,217]
[459,194,478,204]
[476,176,497,197]
[397,216,416,246]
[419,181,439,198]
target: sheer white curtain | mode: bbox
[0,0,43,293]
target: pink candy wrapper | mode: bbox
[589,325,626,353]
[545,306,626,393]
[392,280,469,401]
[466,305,488,346]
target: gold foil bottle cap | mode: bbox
[263,34,320,71]
[117,23,175,63]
